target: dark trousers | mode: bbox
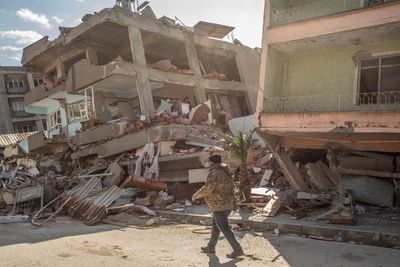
[208,210,242,251]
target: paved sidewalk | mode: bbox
[157,205,400,248]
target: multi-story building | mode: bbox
[256,0,400,154]
[21,4,260,138]
[0,66,45,133]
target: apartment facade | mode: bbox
[256,0,400,152]
[0,67,45,134]
[22,5,260,138]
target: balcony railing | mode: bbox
[270,0,398,26]
[264,91,400,113]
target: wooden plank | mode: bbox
[262,191,284,217]
[256,130,308,191]
[317,161,339,186]
[336,167,400,179]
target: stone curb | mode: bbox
[157,210,400,248]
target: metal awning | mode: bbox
[193,21,235,39]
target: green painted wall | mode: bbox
[284,40,400,97]
[265,48,287,98]
[270,0,365,26]
[263,39,400,112]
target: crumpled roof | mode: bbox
[0,132,38,148]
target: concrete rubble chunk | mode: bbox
[103,162,124,188]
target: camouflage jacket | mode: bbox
[192,163,235,212]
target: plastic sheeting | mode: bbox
[134,143,160,179]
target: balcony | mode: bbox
[270,0,399,26]
[264,91,400,113]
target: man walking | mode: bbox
[192,154,244,258]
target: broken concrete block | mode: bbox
[259,170,273,187]
[159,141,176,156]
[134,191,158,206]
[342,175,394,207]
[306,162,335,190]
[188,168,208,184]
[338,155,393,172]
[154,194,175,206]
[103,162,124,188]
[28,131,46,152]
[262,191,284,217]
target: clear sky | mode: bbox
[0,0,264,66]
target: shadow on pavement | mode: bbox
[207,254,244,267]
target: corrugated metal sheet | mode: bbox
[0,132,38,148]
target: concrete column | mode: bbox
[26,73,35,90]
[255,0,271,127]
[86,48,99,65]
[0,73,14,133]
[128,26,155,117]
[56,60,66,79]
[184,39,207,104]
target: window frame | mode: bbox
[33,77,44,87]
[7,79,25,89]
[354,51,400,105]
[67,101,89,122]
[11,101,25,112]
[48,110,62,132]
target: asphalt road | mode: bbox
[0,216,399,267]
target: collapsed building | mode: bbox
[21,3,260,171]
[254,0,400,222]
[22,5,260,137]
[0,3,261,222]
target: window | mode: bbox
[67,102,89,122]
[33,77,44,87]
[7,79,24,89]
[48,110,62,132]
[358,54,400,105]
[11,102,25,112]
[14,123,36,133]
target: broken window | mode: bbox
[141,30,191,71]
[13,122,36,133]
[358,54,400,105]
[196,45,241,82]
[150,81,197,115]
[48,110,62,132]
[67,102,89,122]
[33,77,44,87]
[11,101,25,112]
[7,79,24,89]
[207,91,249,126]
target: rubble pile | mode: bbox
[0,106,399,229]
[243,142,400,227]
[0,100,230,226]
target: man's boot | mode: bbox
[226,248,244,258]
[201,246,216,254]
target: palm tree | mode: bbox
[217,128,255,203]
